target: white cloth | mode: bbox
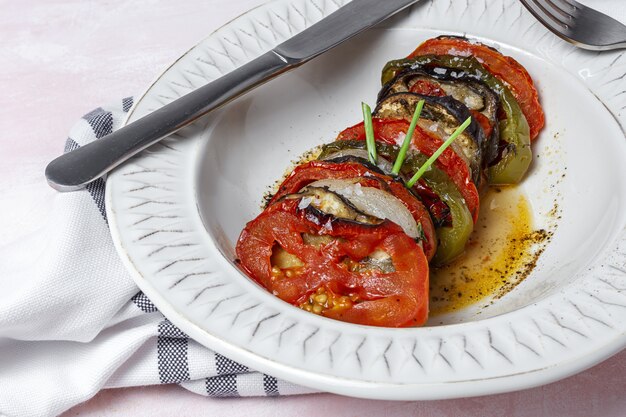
[0,99,314,417]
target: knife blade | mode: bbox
[45,0,421,191]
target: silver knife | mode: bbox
[45,0,420,191]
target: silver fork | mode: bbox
[520,0,626,50]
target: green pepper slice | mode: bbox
[319,140,473,265]
[382,55,531,185]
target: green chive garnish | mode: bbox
[362,102,377,164]
[406,116,472,188]
[392,99,425,176]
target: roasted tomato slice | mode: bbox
[409,79,446,96]
[471,110,493,139]
[269,160,437,261]
[409,36,544,140]
[336,118,480,223]
[236,198,429,327]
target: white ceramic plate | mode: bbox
[106,0,626,400]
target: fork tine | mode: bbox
[520,0,569,31]
[523,0,626,50]
[545,0,576,20]
[557,0,581,10]
[533,0,571,28]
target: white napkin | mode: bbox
[1,2,625,417]
[0,99,314,417]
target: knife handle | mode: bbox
[45,51,294,192]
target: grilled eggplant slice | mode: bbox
[373,92,483,184]
[379,68,500,165]
[318,148,395,176]
[382,54,532,185]
[287,186,383,227]
[305,179,422,240]
[288,183,421,241]
[318,140,474,265]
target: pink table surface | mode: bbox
[2,0,624,416]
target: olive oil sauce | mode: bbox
[430,186,551,315]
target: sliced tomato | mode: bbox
[470,110,494,140]
[236,198,429,327]
[409,36,544,140]
[270,160,437,261]
[409,79,446,96]
[336,118,480,223]
[410,180,452,227]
